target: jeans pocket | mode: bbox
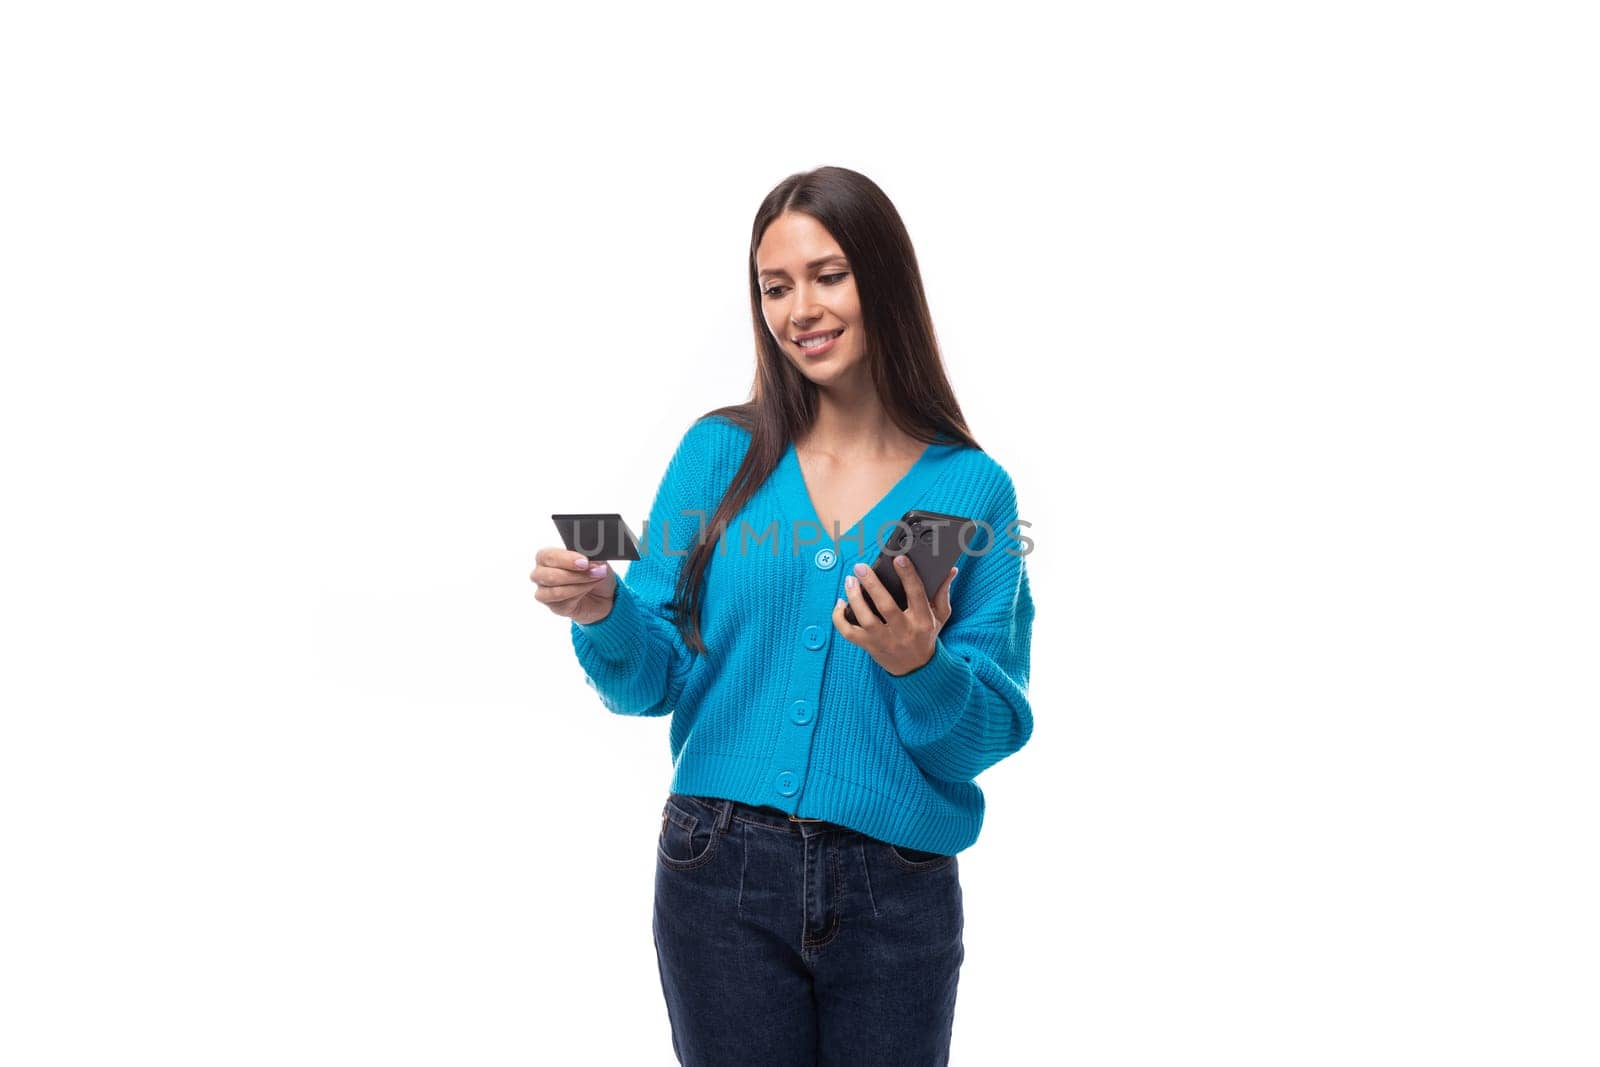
[658,797,719,870]
[886,840,955,871]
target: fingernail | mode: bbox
[894,555,909,568]
[589,564,607,577]
[854,562,869,575]
[845,575,856,589]
[574,557,589,568]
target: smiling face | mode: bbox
[755,211,868,392]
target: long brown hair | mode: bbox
[670,166,980,655]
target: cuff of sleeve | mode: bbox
[886,637,974,727]
[572,577,647,663]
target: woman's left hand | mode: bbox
[833,556,957,676]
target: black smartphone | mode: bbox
[843,509,976,626]
[551,513,642,561]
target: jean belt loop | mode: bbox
[714,797,734,834]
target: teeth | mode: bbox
[798,330,842,348]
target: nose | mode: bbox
[789,288,822,328]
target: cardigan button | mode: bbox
[802,625,824,650]
[814,548,837,570]
[775,771,799,796]
[790,699,813,725]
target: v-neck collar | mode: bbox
[777,435,957,566]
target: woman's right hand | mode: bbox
[530,548,617,626]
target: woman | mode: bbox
[530,166,1035,1066]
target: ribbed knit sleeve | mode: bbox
[886,471,1035,781]
[569,420,710,717]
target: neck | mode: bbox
[799,383,918,459]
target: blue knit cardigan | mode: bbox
[570,415,1035,855]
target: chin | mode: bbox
[797,360,845,381]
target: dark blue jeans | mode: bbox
[652,791,964,1066]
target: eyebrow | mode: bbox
[757,254,849,279]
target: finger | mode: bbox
[531,572,604,604]
[535,583,582,605]
[895,554,933,617]
[534,580,594,605]
[843,569,883,629]
[934,566,956,625]
[531,560,610,589]
[831,596,862,644]
[535,546,602,572]
[850,562,896,624]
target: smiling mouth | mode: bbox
[794,329,844,349]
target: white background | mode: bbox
[3,2,1596,1064]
